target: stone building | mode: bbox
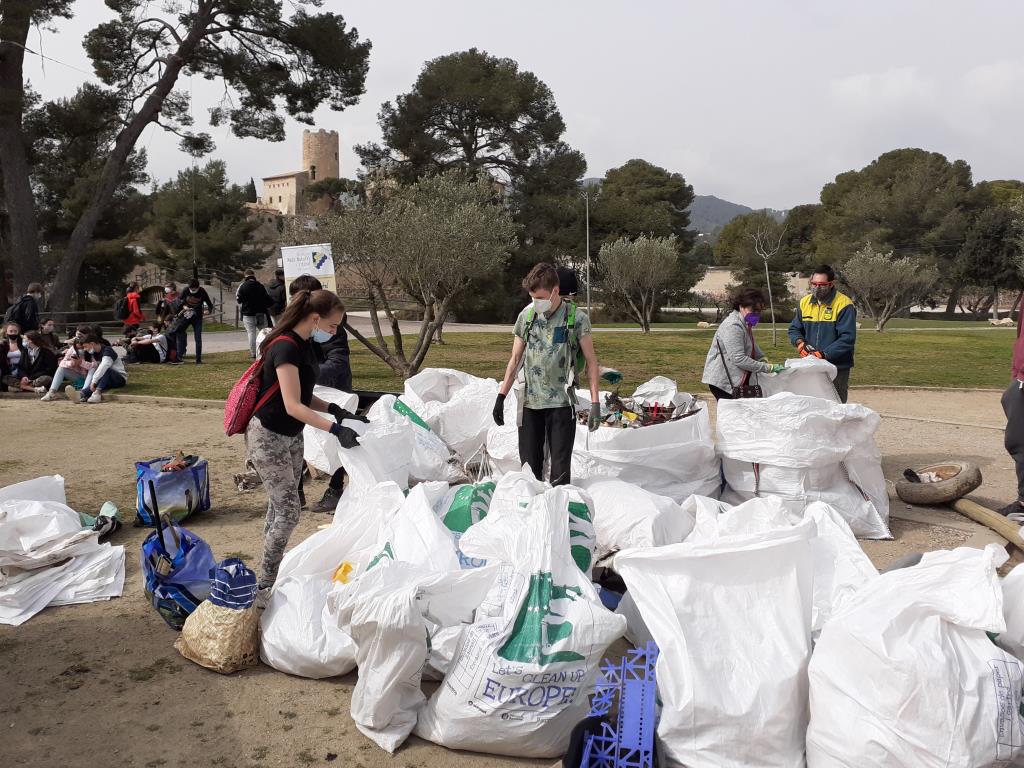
[259,128,340,215]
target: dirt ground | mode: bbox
[0,388,1017,768]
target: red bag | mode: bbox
[223,336,298,436]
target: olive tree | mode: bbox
[289,172,516,377]
[839,244,939,332]
[598,234,681,333]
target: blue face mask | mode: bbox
[745,312,761,326]
[311,325,332,343]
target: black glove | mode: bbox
[492,393,506,426]
[328,403,369,424]
[329,422,360,449]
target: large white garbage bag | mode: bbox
[807,545,1024,768]
[0,475,67,504]
[414,487,626,758]
[332,561,497,753]
[576,477,695,557]
[305,415,414,492]
[260,482,404,678]
[368,395,458,483]
[0,499,97,569]
[572,404,720,502]
[759,358,839,401]
[302,385,359,472]
[615,513,816,768]
[403,368,499,462]
[997,565,1024,661]
[717,392,890,539]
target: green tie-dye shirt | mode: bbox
[513,301,592,409]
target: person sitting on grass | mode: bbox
[128,322,171,364]
[40,336,93,401]
[70,332,127,404]
[0,321,28,392]
[10,331,59,392]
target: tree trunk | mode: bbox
[944,285,961,318]
[0,2,42,295]
[992,287,1000,322]
[47,10,213,311]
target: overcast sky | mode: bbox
[23,0,1024,210]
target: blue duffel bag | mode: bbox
[135,455,211,526]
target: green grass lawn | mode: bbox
[127,327,1018,400]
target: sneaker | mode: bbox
[33,386,46,394]
[195,359,203,365]
[40,391,57,402]
[996,501,1024,518]
[87,392,103,404]
[312,486,343,514]
[65,385,83,402]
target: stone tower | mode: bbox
[302,128,340,182]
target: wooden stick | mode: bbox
[950,498,1024,551]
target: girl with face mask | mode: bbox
[11,330,59,392]
[247,289,360,599]
[70,333,128,404]
[0,322,28,391]
[701,287,785,400]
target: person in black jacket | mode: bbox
[310,313,355,513]
[1,321,29,390]
[266,268,287,324]
[9,330,59,391]
[236,270,273,358]
[3,282,42,333]
[175,279,215,364]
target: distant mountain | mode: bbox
[688,195,786,235]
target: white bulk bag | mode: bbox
[615,515,816,768]
[302,385,359,472]
[403,368,499,462]
[572,405,720,502]
[0,499,99,569]
[0,474,67,505]
[807,545,1023,768]
[260,482,404,678]
[759,358,839,401]
[305,416,413,492]
[717,392,890,539]
[369,394,457,483]
[576,477,695,557]
[414,487,626,758]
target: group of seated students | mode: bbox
[0,322,128,404]
[123,321,174,365]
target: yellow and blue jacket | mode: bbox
[787,289,857,369]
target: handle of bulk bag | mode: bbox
[149,480,167,550]
[162,514,181,551]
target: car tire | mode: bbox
[894,461,983,506]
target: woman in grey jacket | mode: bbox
[701,287,784,400]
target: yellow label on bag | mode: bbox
[332,561,354,584]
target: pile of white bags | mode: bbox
[0,476,125,626]
[403,368,499,463]
[760,357,840,402]
[807,545,1024,767]
[259,482,405,678]
[572,401,720,502]
[615,497,817,768]
[414,487,626,758]
[368,395,458,483]
[717,392,890,539]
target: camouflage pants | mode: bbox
[246,417,304,588]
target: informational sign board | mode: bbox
[280,243,336,293]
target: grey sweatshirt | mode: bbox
[701,310,771,392]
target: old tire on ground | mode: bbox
[894,461,983,506]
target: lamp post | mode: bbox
[580,187,598,315]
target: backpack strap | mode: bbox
[252,335,300,412]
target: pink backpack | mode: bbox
[224,336,298,436]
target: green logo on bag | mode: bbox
[443,482,495,534]
[567,501,594,574]
[393,398,431,431]
[367,541,395,570]
[499,572,584,664]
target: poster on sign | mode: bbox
[280,243,336,293]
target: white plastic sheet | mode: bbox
[576,477,695,558]
[717,392,890,539]
[759,358,839,401]
[572,404,721,502]
[807,545,1023,768]
[615,513,816,768]
[414,487,626,758]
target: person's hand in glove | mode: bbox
[770,363,786,374]
[492,393,506,426]
[327,402,369,424]
[588,408,602,432]
[329,421,360,449]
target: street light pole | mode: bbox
[581,187,597,315]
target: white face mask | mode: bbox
[532,298,553,315]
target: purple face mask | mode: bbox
[745,312,761,326]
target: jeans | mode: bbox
[709,385,733,401]
[518,406,575,485]
[48,367,85,393]
[175,313,203,361]
[81,369,125,397]
[242,314,266,358]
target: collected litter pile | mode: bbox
[0,475,125,626]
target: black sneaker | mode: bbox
[996,501,1024,518]
[312,486,343,514]
[195,359,203,365]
